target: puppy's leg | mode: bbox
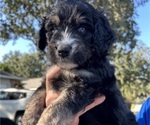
[22,86,46,125]
[104,87,138,125]
[36,85,94,125]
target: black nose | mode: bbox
[57,45,71,58]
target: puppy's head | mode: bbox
[38,0,115,69]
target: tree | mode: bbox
[0,0,148,46]
[115,43,150,102]
[0,0,58,45]
[0,51,47,78]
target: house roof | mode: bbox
[0,71,24,81]
[22,78,42,89]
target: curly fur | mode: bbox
[22,0,137,125]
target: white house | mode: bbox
[0,71,24,89]
[22,78,42,90]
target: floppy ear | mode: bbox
[37,17,47,51]
[93,11,116,56]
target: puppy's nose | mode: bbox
[57,45,71,58]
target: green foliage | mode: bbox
[0,51,47,78]
[0,0,146,46]
[0,0,61,44]
[115,43,150,102]
[0,63,11,72]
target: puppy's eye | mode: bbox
[78,27,86,33]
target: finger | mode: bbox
[70,116,79,125]
[84,95,106,113]
[46,65,61,92]
[46,91,59,107]
[78,95,106,116]
[46,65,62,81]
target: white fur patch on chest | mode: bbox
[62,69,95,79]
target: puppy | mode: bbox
[22,0,137,125]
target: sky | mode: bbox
[0,1,150,61]
[135,1,150,46]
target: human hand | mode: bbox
[70,95,106,125]
[45,65,61,107]
[45,66,106,125]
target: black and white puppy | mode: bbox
[22,0,137,125]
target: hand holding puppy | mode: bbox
[45,65,106,125]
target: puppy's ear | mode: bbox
[93,11,116,56]
[37,17,47,51]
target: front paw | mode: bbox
[37,103,74,125]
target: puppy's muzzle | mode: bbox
[57,44,72,58]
